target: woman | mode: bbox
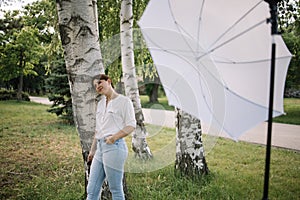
[87,74,136,200]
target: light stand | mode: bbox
[263,0,282,199]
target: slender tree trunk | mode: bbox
[17,51,24,101]
[148,76,160,103]
[56,0,104,197]
[120,0,152,159]
[149,84,158,103]
[175,108,209,178]
[17,73,24,101]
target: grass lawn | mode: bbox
[0,101,299,199]
[140,95,174,111]
[273,98,300,125]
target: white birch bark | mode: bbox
[175,108,209,177]
[56,0,103,155]
[120,0,152,159]
[56,0,104,194]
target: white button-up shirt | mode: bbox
[95,95,136,139]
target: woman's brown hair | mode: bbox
[92,74,114,88]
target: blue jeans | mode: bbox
[87,138,128,200]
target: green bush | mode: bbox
[0,89,30,101]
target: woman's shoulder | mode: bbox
[116,94,131,102]
[116,95,134,107]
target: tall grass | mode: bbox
[0,101,299,200]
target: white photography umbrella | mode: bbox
[138,0,291,199]
[138,0,291,140]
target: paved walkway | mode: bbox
[142,108,300,151]
[30,96,300,151]
[30,96,52,105]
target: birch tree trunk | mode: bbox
[56,0,104,195]
[120,0,152,159]
[175,108,209,178]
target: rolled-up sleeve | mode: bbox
[123,98,136,128]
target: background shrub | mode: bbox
[0,89,30,101]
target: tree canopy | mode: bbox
[0,0,299,99]
[0,0,55,95]
[279,0,300,92]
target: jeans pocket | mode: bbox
[114,139,120,145]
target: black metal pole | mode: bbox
[263,41,276,200]
[262,1,281,199]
